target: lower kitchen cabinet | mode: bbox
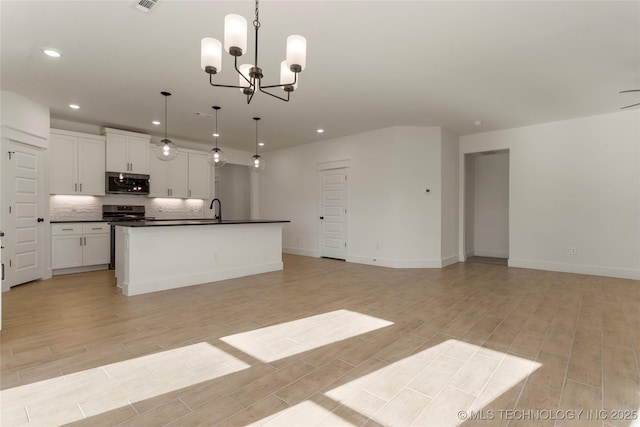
[51,222,110,271]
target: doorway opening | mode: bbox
[215,164,251,220]
[464,150,509,265]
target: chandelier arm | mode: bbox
[258,86,291,102]
[208,72,245,89]
[246,90,255,104]
[621,102,640,109]
[260,75,298,90]
[234,56,254,88]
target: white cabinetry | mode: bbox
[188,152,211,199]
[52,223,110,272]
[50,129,105,195]
[149,151,189,198]
[104,128,151,174]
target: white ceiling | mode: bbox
[2,1,639,153]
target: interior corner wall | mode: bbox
[260,126,444,268]
[460,110,640,280]
[463,155,475,258]
[473,152,509,258]
[440,128,460,266]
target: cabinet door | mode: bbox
[82,234,110,265]
[188,153,211,199]
[169,152,189,198]
[106,134,129,172]
[77,138,106,195]
[149,154,170,197]
[52,234,83,269]
[128,136,150,174]
[49,134,78,194]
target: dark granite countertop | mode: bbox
[113,219,290,227]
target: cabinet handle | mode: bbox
[79,183,82,192]
[75,183,78,192]
[62,228,73,231]
[91,227,102,230]
[80,237,83,246]
[84,237,87,245]
[189,189,191,198]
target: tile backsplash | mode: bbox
[50,195,211,221]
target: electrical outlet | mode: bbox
[570,247,577,255]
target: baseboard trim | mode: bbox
[508,258,640,280]
[348,254,442,268]
[441,255,460,267]
[283,247,320,258]
[52,264,110,276]
[473,250,509,258]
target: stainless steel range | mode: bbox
[102,205,151,269]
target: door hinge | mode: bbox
[9,260,11,267]
[8,151,15,160]
[344,242,347,248]
[9,206,11,214]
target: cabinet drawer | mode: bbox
[82,223,110,234]
[52,223,82,235]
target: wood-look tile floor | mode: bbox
[1,255,638,427]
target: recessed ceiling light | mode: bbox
[152,120,161,125]
[258,142,265,146]
[474,120,483,126]
[68,104,80,109]
[42,48,62,58]
[317,129,324,133]
[213,133,220,137]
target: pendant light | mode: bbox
[249,117,265,172]
[154,91,178,161]
[207,106,227,167]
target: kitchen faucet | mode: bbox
[210,198,222,222]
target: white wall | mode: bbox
[441,129,460,265]
[473,152,509,258]
[460,110,640,279]
[261,126,446,268]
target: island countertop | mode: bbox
[114,219,290,227]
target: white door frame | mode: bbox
[317,160,350,259]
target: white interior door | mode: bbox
[5,142,45,287]
[320,168,348,260]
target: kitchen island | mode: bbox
[114,219,289,296]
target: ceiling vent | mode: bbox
[135,0,158,13]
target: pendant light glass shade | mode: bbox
[249,117,265,173]
[224,14,247,55]
[238,64,253,93]
[280,60,297,91]
[249,154,265,172]
[207,106,226,167]
[286,35,307,72]
[201,37,222,73]
[155,92,179,161]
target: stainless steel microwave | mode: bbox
[105,172,150,195]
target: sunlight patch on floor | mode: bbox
[0,342,249,426]
[221,309,394,362]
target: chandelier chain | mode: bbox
[254,0,260,29]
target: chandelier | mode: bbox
[200,0,307,103]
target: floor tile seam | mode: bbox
[555,295,583,413]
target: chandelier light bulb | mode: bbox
[286,35,307,72]
[201,38,222,74]
[224,14,247,56]
[280,60,297,91]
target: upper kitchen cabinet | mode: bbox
[149,151,189,198]
[50,129,106,195]
[188,151,211,199]
[103,128,151,174]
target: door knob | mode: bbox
[37,218,44,222]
